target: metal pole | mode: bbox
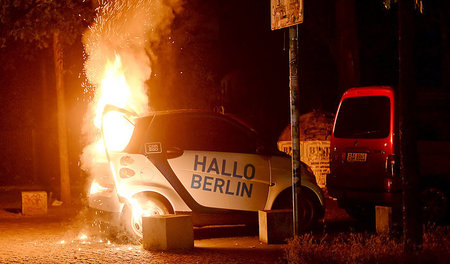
[289,25,301,236]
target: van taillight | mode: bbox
[384,155,397,192]
[384,178,393,192]
[385,155,397,177]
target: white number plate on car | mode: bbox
[346,152,367,162]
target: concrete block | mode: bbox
[142,215,193,250]
[376,206,392,234]
[258,209,293,244]
[21,191,47,215]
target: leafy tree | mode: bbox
[0,0,95,203]
[0,0,93,49]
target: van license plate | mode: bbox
[346,152,367,162]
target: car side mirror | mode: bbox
[166,146,184,159]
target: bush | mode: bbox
[285,227,450,264]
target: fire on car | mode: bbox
[88,105,325,241]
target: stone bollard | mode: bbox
[376,206,392,234]
[142,215,194,250]
[21,191,48,215]
[258,209,293,244]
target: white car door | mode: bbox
[158,113,271,211]
[169,150,270,211]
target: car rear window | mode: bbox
[334,96,390,139]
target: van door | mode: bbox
[331,94,394,191]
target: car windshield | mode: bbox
[334,96,390,139]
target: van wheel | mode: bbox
[421,187,448,225]
[121,195,172,243]
[344,204,375,222]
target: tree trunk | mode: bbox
[335,0,360,94]
[53,31,71,204]
[398,0,422,251]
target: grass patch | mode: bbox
[285,226,450,264]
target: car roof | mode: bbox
[136,109,258,134]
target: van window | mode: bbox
[334,96,390,139]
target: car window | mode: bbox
[151,114,258,153]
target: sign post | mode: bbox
[271,0,303,236]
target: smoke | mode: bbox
[80,0,183,170]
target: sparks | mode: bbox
[82,0,184,243]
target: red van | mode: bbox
[327,86,450,223]
[327,86,399,220]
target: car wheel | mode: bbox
[297,192,320,231]
[121,195,171,242]
[421,187,448,225]
[272,188,321,232]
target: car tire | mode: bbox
[421,187,448,225]
[297,191,321,232]
[272,188,322,232]
[121,194,172,243]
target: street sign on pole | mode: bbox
[271,0,303,30]
[271,0,304,236]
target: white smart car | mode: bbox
[89,106,325,240]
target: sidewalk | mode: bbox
[0,205,286,264]
[0,192,285,260]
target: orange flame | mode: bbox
[83,1,184,239]
[94,55,131,128]
[93,54,135,153]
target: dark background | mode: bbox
[0,0,447,197]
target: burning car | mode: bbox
[88,106,325,240]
